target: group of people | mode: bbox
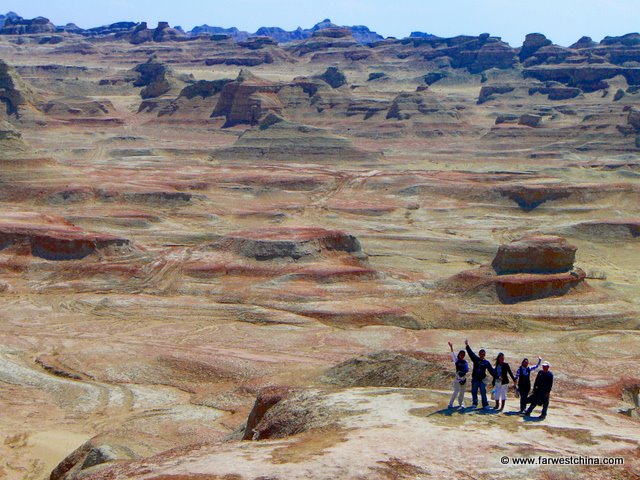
[447,340,554,419]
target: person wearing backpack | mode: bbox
[447,341,469,409]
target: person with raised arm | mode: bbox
[447,341,469,409]
[514,357,542,413]
[464,339,496,409]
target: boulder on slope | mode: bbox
[492,235,577,275]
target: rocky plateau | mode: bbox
[0,12,639,480]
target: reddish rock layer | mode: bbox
[0,213,128,260]
[492,235,577,274]
[494,268,586,303]
[214,227,362,260]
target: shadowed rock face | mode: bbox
[494,269,586,303]
[211,70,282,126]
[50,440,138,480]
[213,226,362,261]
[519,33,553,62]
[0,213,129,260]
[477,85,515,104]
[242,387,350,441]
[0,60,33,117]
[314,66,347,88]
[243,386,296,440]
[178,79,231,100]
[0,15,55,34]
[132,58,179,99]
[523,65,640,92]
[498,184,572,211]
[492,235,577,274]
[419,34,517,73]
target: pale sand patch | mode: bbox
[27,430,92,480]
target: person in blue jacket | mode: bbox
[464,339,496,409]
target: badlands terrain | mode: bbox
[0,13,639,480]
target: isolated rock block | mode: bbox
[492,235,577,274]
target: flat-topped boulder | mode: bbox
[213,226,362,260]
[492,235,577,274]
[0,213,129,260]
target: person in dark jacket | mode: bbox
[515,357,542,413]
[464,339,496,409]
[525,361,554,419]
[492,352,516,411]
[447,341,469,408]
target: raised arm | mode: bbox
[530,357,542,372]
[448,342,457,363]
[464,339,479,362]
